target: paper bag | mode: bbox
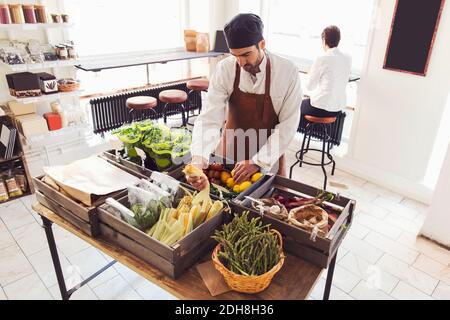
[43,156,140,206]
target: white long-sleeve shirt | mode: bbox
[306,47,352,112]
[191,51,302,172]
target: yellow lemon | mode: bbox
[251,172,263,183]
[226,178,236,189]
[220,171,232,184]
[231,169,236,177]
[233,184,241,193]
[239,181,252,192]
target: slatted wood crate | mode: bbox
[97,192,227,279]
[33,175,126,237]
[233,175,355,268]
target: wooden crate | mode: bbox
[233,175,356,268]
[97,195,226,279]
[33,175,126,237]
[101,150,186,180]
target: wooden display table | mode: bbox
[33,203,336,300]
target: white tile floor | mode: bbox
[1,130,450,300]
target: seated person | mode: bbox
[302,25,352,118]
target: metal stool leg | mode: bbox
[326,123,336,176]
[289,159,300,179]
[187,90,196,117]
[180,103,187,127]
[151,108,158,120]
[299,122,313,166]
[128,109,134,123]
[306,123,313,152]
[290,122,311,178]
[321,124,328,190]
[163,103,170,124]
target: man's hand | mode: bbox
[233,160,259,184]
[186,156,209,191]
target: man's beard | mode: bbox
[243,50,264,75]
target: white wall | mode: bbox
[421,140,450,247]
[341,0,450,204]
[0,0,75,107]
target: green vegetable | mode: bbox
[210,185,238,201]
[113,120,192,171]
[212,211,280,276]
[130,201,160,231]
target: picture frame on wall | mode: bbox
[383,0,446,76]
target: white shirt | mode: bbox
[306,47,352,112]
[191,51,302,172]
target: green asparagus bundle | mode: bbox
[212,212,281,276]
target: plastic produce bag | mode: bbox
[127,185,172,231]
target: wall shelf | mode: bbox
[0,23,74,31]
[0,60,82,72]
[9,90,83,104]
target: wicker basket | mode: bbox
[212,229,285,294]
[58,79,80,92]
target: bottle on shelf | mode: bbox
[0,4,12,24]
[9,4,25,24]
[34,5,48,24]
[22,4,37,24]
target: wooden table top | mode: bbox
[33,203,323,300]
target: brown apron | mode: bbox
[218,54,286,176]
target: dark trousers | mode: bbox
[300,98,341,118]
[298,98,346,147]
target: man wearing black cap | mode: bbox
[189,13,302,191]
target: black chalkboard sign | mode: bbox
[383,0,445,76]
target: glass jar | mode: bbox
[56,45,68,60]
[22,4,36,24]
[9,4,25,24]
[0,4,12,24]
[62,14,69,23]
[34,5,48,23]
[51,14,61,23]
[196,33,210,53]
[66,45,77,59]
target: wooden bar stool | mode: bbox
[289,115,337,190]
[186,78,209,125]
[126,96,158,123]
[159,89,188,127]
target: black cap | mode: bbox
[224,14,264,49]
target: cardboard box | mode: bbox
[7,101,37,117]
[6,72,42,98]
[16,114,49,138]
[36,73,58,94]
[44,112,62,131]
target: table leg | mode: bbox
[41,216,70,300]
[323,250,338,300]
